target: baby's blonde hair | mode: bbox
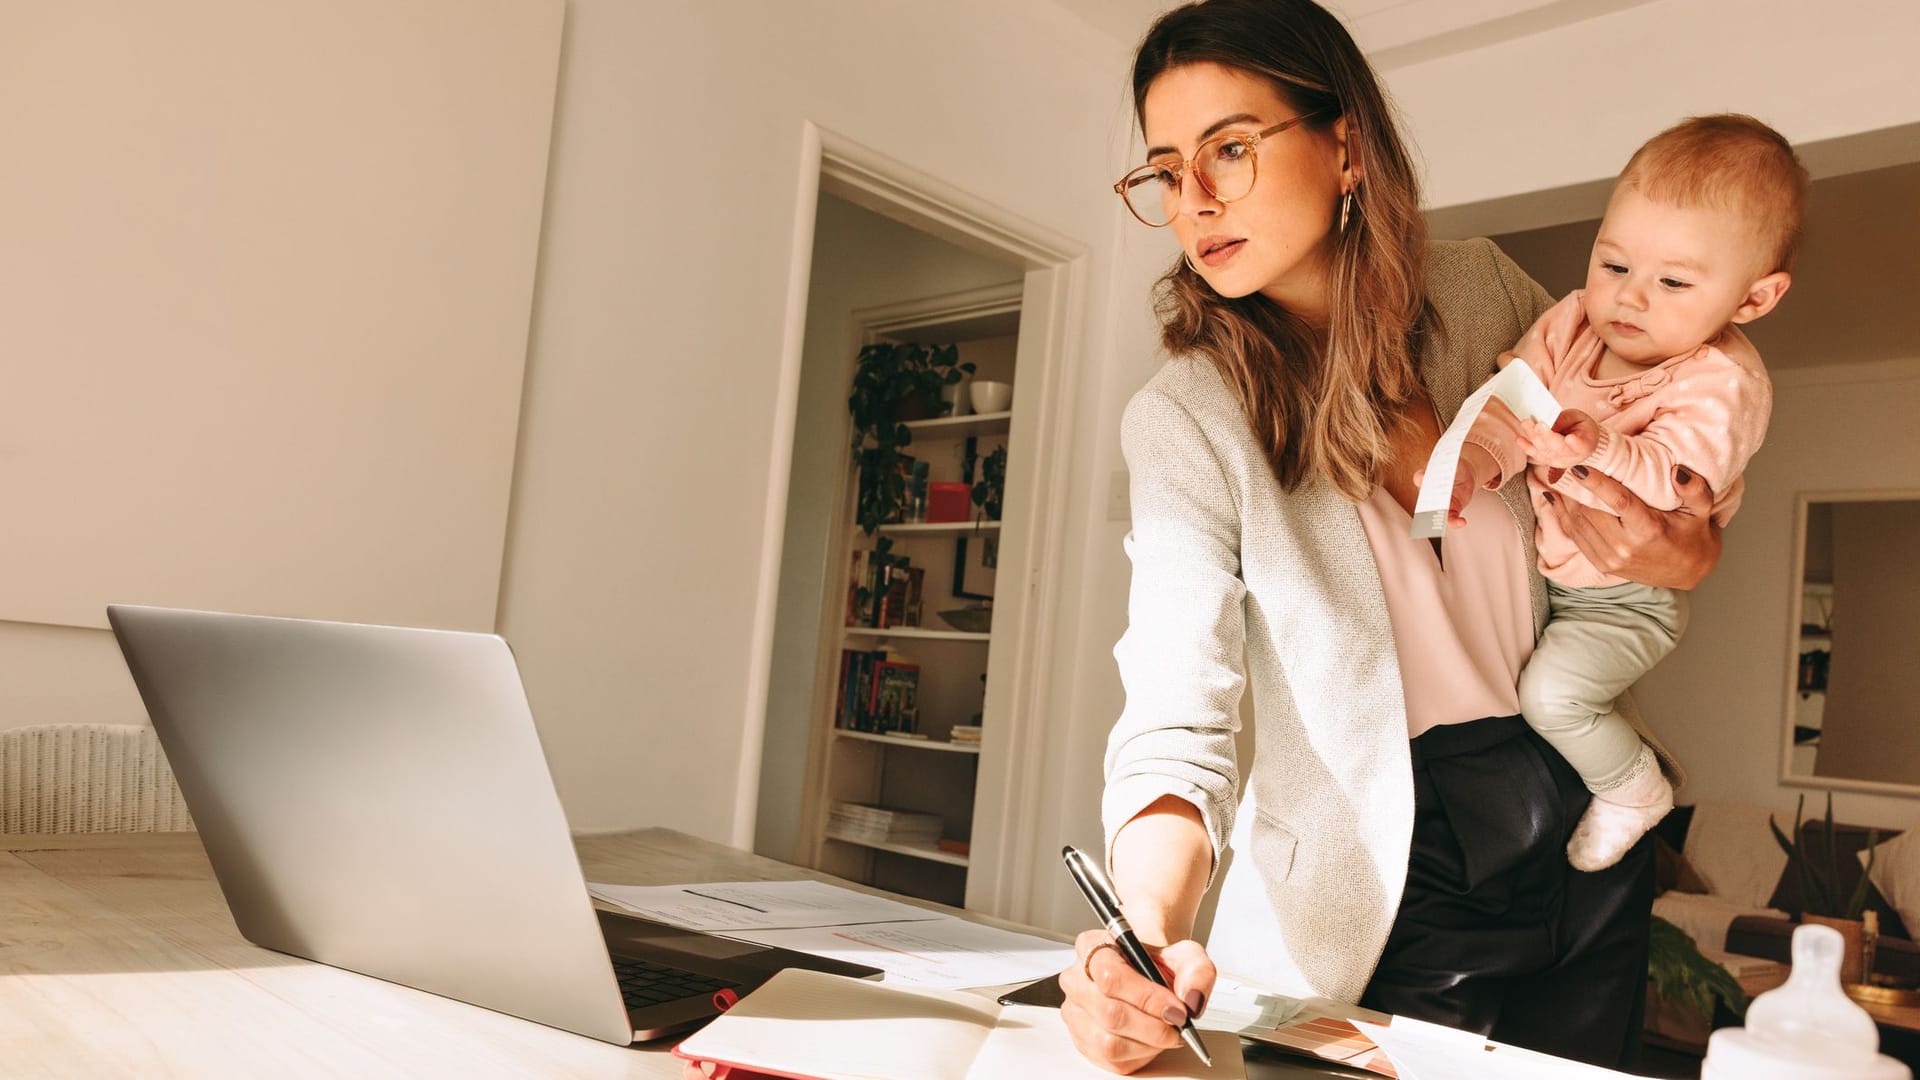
[1618,114,1811,275]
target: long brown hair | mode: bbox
[1133,0,1432,500]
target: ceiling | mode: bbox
[1489,160,1920,371]
[1045,0,1657,69]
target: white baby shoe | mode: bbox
[1567,745,1673,872]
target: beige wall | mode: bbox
[0,0,560,718]
[490,0,1146,854]
[1635,364,1920,830]
[9,0,1920,935]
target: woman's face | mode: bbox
[1139,62,1349,317]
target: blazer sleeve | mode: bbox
[1103,379,1248,880]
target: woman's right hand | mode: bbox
[1060,928,1216,1074]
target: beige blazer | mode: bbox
[1105,239,1569,1003]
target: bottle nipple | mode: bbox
[1702,923,1911,1080]
[1743,923,1880,1063]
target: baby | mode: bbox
[1452,114,1808,871]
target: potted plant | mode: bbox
[971,445,1006,527]
[847,343,972,614]
[1647,913,1749,1036]
[1771,792,1879,982]
[847,342,972,535]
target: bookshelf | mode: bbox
[799,305,1017,909]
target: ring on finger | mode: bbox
[1082,939,1121,982]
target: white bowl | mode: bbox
[969,380,1012,415]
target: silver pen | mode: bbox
[1062,845,1212,1067]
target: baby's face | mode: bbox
[1581,188,1770,367]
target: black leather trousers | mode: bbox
[1358,714,1656,1070]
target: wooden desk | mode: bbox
[0,829,1358,1078]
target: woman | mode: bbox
[1062,0,1719,1072]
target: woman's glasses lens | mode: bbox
[1120,134,1259,226]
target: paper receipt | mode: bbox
[1410,359,1563,539]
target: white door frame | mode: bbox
[733,120,1087,921]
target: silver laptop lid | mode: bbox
[107,604,634,1045]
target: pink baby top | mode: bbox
[1468,291,1773,588]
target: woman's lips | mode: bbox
[1198,238,1245,267]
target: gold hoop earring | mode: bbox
[1184,253,1202,275]
[1338,189,1354,233]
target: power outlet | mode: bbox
[1107,469,1131,522]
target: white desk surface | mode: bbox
[0,828,1352,1078]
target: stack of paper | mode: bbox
[829,802,942,845]
[948,724,982,745]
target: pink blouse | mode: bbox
[1354,485,1534,737]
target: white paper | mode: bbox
[1410,359,1563,539]
[740,918,1077,990]
[586,879,941,931]
[1353,1018,1653,1080]
[1193,975,1304,1035]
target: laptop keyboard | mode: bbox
[611,956,739,1008]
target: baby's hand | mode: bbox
[1519,410,1602,470]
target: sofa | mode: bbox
[1651,801,1920,984]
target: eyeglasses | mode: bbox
[1113,110,1330,227]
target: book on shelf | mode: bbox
[848,553,925,630]
[948,723,982,744]
[829,802,943,846]
[882,565,924,629]
[834,649,920,734]
[871,660,919,733]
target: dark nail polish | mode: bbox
[1571,464,1589,479]
[1675,465,1693,484]
[1542,491,1556,504]
[1162,1004,1187,1026]
[1185,990,1206,1018]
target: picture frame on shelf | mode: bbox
[952,532,996,601]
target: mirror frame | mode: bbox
[1780,488,1920,798]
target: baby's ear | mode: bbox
[1730,271,1791,324]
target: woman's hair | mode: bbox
[1133,0,1432,500]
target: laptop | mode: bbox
[106,603,880,1045]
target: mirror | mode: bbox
[1783,491,1920,794]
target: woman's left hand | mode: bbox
[1553,464,1720,589]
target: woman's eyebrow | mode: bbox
[1144,112,1264,159]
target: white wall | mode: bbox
[0,0,559,723]
[11,0,1918,934]
[492,0,1148,853]
[755,194,1022,862]
[1634,361,1920,831]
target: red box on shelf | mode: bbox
[926,482,972,523]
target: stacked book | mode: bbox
[948,724,982,746]
[828,802,942,847]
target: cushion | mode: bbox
[1683,801,1790,910]
[1654,834,1711,895]
[1860,831,1920,941]
[1652,890,1785,953]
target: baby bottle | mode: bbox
[1701,922,1909,1080]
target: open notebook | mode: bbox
[673,968,1244,1080]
